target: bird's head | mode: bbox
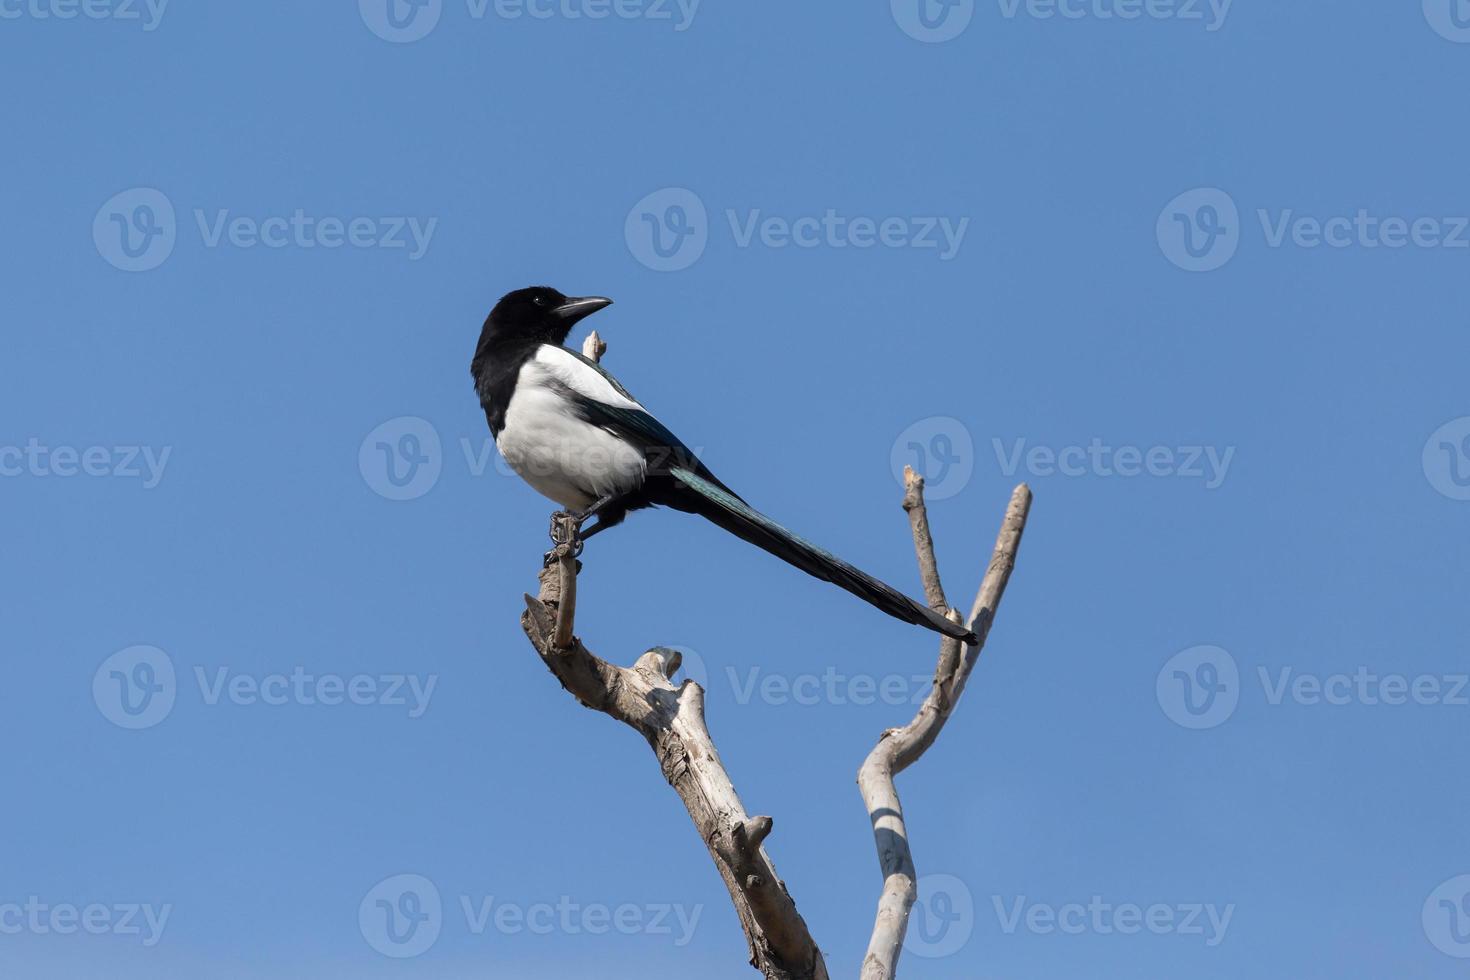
[480,286,613,349]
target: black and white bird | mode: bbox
[471,286,976,644]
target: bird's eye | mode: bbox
[532,296,546,307]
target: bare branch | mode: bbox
[901,465,948,612]
[549,514,580,650]
[858,483,1033,980]
[522,563,829,980]
[582,329,607,363]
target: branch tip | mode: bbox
[744,815,774,848]
[582,330,607,363]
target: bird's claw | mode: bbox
[545,510,586,566]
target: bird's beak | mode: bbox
[552,296,613,325]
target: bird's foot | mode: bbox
[542,540,584,567]
[549,510,585,545]
[544,510,586,567]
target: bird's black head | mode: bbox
[480,286,612,348]
[472,286,612,392]
[470,285,608,384]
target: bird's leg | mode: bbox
[543,497,621,566]
[576,520,611,543]
[570,495,620,524]
[575,496,631,543]
[543,510,581,567]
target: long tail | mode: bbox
[666,467,976,644]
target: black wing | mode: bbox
[551,349,743,501]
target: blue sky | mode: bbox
[3,1,1469,977]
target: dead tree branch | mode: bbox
[515,332,1031,979]
[522,567,829,980]
[858,472,1032,980]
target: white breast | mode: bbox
[495,349,648,510]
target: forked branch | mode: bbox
[514,333,1032,980]
[858,471,1032,980]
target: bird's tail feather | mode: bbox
[668,468,976,644]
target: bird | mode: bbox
[471,285,976,645]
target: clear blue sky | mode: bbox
[3,2,1469,977]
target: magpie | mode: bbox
[471,286,976,644]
